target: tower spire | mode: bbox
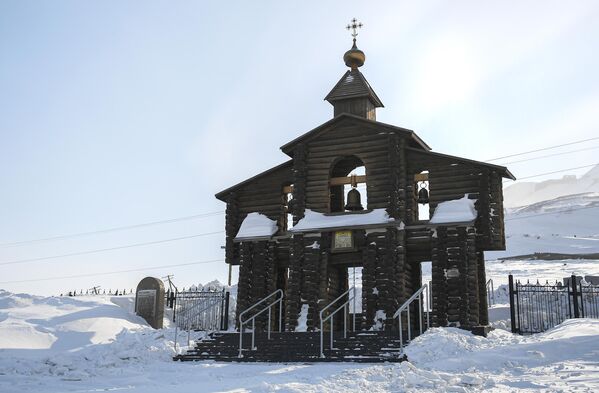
[343,18,365,70]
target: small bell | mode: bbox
[345,187,364,211]
[417,182,429,204]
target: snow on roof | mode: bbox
[429,195,478,224]
[235,212,278,240]
[290,209,401,233]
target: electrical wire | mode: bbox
[0,258,225,285]
[0,231,224,266]
[0,211,224,248]
[486,136,599,162]
[504,163,598,182]
[499,146,599,165]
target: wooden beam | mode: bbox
[329,175,367,186]
[414,173,429,182]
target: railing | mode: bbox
[172,289,229,330]
[174,296,224,350]
[238,289,284,358]
[509,274,599,334]
[393,284,430,353]
[319,287,356,358]
[487,278,495,306]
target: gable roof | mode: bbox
[324,69,384,107]
[214,160,293,201]
[280,113,431,156]
[406,147,516,180]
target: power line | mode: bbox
[505,163,598,182]
[0,258,225,285]
[499,146,599,165]
[0,210,224,248]
[505,205,599,221]
[0,231,224,267]
[486,136,599,162]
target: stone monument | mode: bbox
[135,276,165,329]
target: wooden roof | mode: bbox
[324,69,384,107]
[214,160,293,201]
[406,147,516,180]
[280,113,431,156]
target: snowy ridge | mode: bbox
[504,164,599,208]
[487,192,599,259]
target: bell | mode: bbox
[417,187,429,204]
[345,187,364,211]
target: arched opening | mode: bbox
[415,171,430,221]
[281,183,294,231]
[329,156,367,213]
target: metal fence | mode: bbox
[509,274,599,334]
[170,289,230,332]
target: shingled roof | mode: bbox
[324,69,384,107]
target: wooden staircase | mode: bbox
[174,330,408,363]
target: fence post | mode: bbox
[508,274,517,333]
[222,291,230,331]
[571,274,580,319]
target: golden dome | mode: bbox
[343,40,365,69]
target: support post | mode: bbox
[508,274,517,333]
[571,274,580,319]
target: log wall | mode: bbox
[406,149,506,251]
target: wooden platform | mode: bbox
[174,331,408,363]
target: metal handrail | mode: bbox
[393,284,430,353]
[238,289,283,358]
[487,278,495,306]
[174,296,223,351]
[319,286,356,358]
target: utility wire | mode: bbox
[0,258,225,285]
[505,205,599,221]
[504,163,598,182]
[0,231,224,267]
[486,136,599,162]
[499,146,599,165]
[0,211,224,248]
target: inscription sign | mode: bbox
[135,277,165,329]
[136,289,157,318]
[332,230,355,252]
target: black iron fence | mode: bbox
[167,288,230,331]
[60,289,134,296]
[509,274,599,334]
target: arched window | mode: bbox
[329,156,367,213]
[415,171,430,221]
[281,183,294,231]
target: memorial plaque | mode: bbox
[332,230,355,252]
[446,268,460,279]
[135,277,165,329]
[136,289,157,318]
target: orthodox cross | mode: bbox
[346,18,363,38]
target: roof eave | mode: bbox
[405,147,515,179]
[214,160,293,201]
[280,113,430,156]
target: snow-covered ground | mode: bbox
[1,288,598,392]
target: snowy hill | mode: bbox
[487,192,599,259]
[503,164,599,208]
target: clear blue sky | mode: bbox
[1,1,598,294]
